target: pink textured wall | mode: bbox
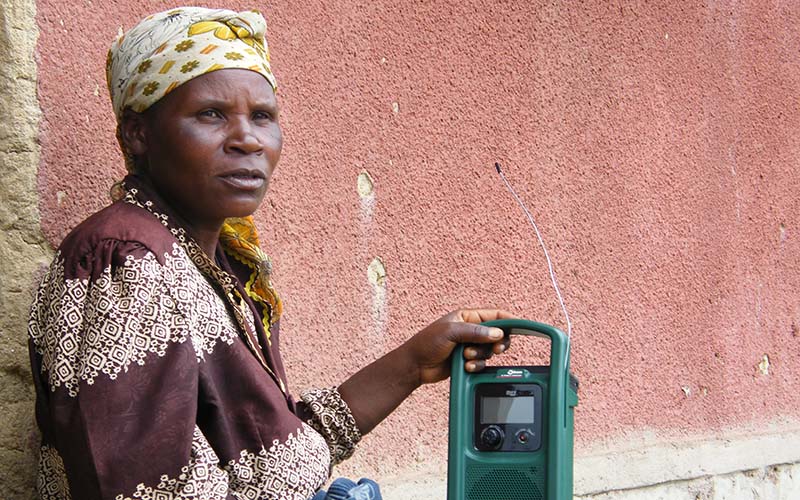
[37,0,800,475]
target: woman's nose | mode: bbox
[225,117,263,155]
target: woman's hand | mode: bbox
[338,308,514,435]
[400,309,515,385]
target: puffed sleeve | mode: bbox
[29,240,233,500]
[296,387,362,465]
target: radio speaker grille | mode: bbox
[465,464,545,500]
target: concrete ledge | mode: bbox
[577,462,800,500]
[576,424,800,495]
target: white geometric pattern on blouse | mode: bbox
[115,427,230,500]
[37,445,71,500]
[300,387,362,465]
[225,423,332,500]
[28,243,239,397]
[37,427,230,500]
[123,187,285,393]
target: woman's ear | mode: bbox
[119,108,149,157]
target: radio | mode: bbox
[447,319,578,500]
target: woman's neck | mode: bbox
[129,173,223,260]
[188,226,222,258]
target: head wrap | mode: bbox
[106,7,277,121]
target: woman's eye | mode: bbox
[253,111,274,121]
[199,109,222,119]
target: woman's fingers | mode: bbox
[496,335,511,353]
[464,342,503,360]
[465,359,486,372]
[446,322,504,345]
[457,309,516,324]
[463,336,512,375]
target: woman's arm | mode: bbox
[337,309,514,435]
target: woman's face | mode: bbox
[132,68,282,228]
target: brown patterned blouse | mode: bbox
[28,176,361,500]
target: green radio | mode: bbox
[447,319,578,500]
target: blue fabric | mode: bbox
[312,478,382,500]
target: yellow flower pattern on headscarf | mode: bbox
[220,217,283,337]
[188,20,270,61]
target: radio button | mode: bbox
[480,426,504,450]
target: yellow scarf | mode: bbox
[219,216,282,332]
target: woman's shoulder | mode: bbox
[56,199,178,280]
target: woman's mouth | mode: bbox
[219,171,266,191]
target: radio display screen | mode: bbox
[480,396,534,424]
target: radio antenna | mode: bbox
[494,162,572,341]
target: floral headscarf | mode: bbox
[106,7,276,120]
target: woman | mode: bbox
[29,7,511,500]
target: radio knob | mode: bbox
[480,425,504,450]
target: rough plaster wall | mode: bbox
[0,0,50,498]
[27,0,800,496]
